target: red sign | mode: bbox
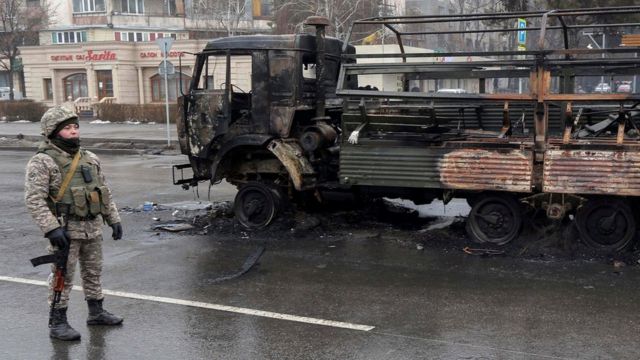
[50,50,117,62]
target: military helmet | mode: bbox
[41,106,78,137]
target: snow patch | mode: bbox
[385,198,471,218]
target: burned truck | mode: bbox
[176,8,640,252]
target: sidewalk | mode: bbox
[0,119,178,145]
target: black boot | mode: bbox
[49,307,81,341]
[87,299,123,326]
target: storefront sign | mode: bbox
[50,50,117,62]
[140,51,184,59]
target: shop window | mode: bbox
[151,73,191,102]
[43,79,53,100]
[73,0,105,12]
[63,73,88,100]
[52,31,87,44]
[121,0,144,14]
[252,0,272,17]
[96,70,113,99]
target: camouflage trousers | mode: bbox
[47,235,104,309]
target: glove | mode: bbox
[111,222,123,240]
[45,227,69,248]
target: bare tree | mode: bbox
[446,0,510,52]
[273,0,381,41]
[0,0,52,99]
[190,0,248,37]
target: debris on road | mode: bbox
[462,247,505,257]
[152,223,195,232]
[206,246,266,284]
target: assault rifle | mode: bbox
[31,246,69,326]
[30,205,70,327]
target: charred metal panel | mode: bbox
[176,96,188,154]
[543,150,640,196]
[187,91,223,157]
[340,145,533,192]
[270,106,296,137]
[251,51,270,134]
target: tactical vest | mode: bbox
[39,145,111,218]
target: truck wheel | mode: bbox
[466,194,523,245]
[575,198,636,252]
[234,182,280,229]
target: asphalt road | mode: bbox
[1,149,639,360]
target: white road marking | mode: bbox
[0,275,375,332]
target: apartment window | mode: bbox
[116,32,148,42]
[166,0,176,15]
[43,79,53,100]
[52,31,87,44]
[252,0,272,17]
[121,0,144,14]
[73,0,105,12]
[151,73,191,102]
[115,32,176,42]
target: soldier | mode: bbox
[24,106,123,341]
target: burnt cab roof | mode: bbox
[203,33,353,58]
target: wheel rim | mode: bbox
[576,199,636,252]
[234,183,278,229]
[467,195,522,245]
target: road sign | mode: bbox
[155,37,174,57]
[517,18,526,45]
[158,60,175,76]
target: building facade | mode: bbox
[20,0,273,105]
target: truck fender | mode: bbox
[267,139,316,191]
[209,134,273,182]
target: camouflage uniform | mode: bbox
[24,106,121,309]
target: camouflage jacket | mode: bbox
[24,141,121,240]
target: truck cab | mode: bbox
[176,26,355,228]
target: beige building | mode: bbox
[21,40,208,105]
[19,0,273,106]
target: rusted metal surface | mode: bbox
[340,145,533,192]
[440,149,533,192]
[267,139,316,191]
[543,150,640,196]
[621,34,640,46]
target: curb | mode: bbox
[0,145,154,156]
[0,134,178,146]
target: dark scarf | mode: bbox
[51,136,80,155]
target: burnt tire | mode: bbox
[575,198,636,252]
[234,182,280,230]
[466,194,523,246]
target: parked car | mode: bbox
[436,88,467,94]
[617,82,632,93]
[594,83,611,93]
